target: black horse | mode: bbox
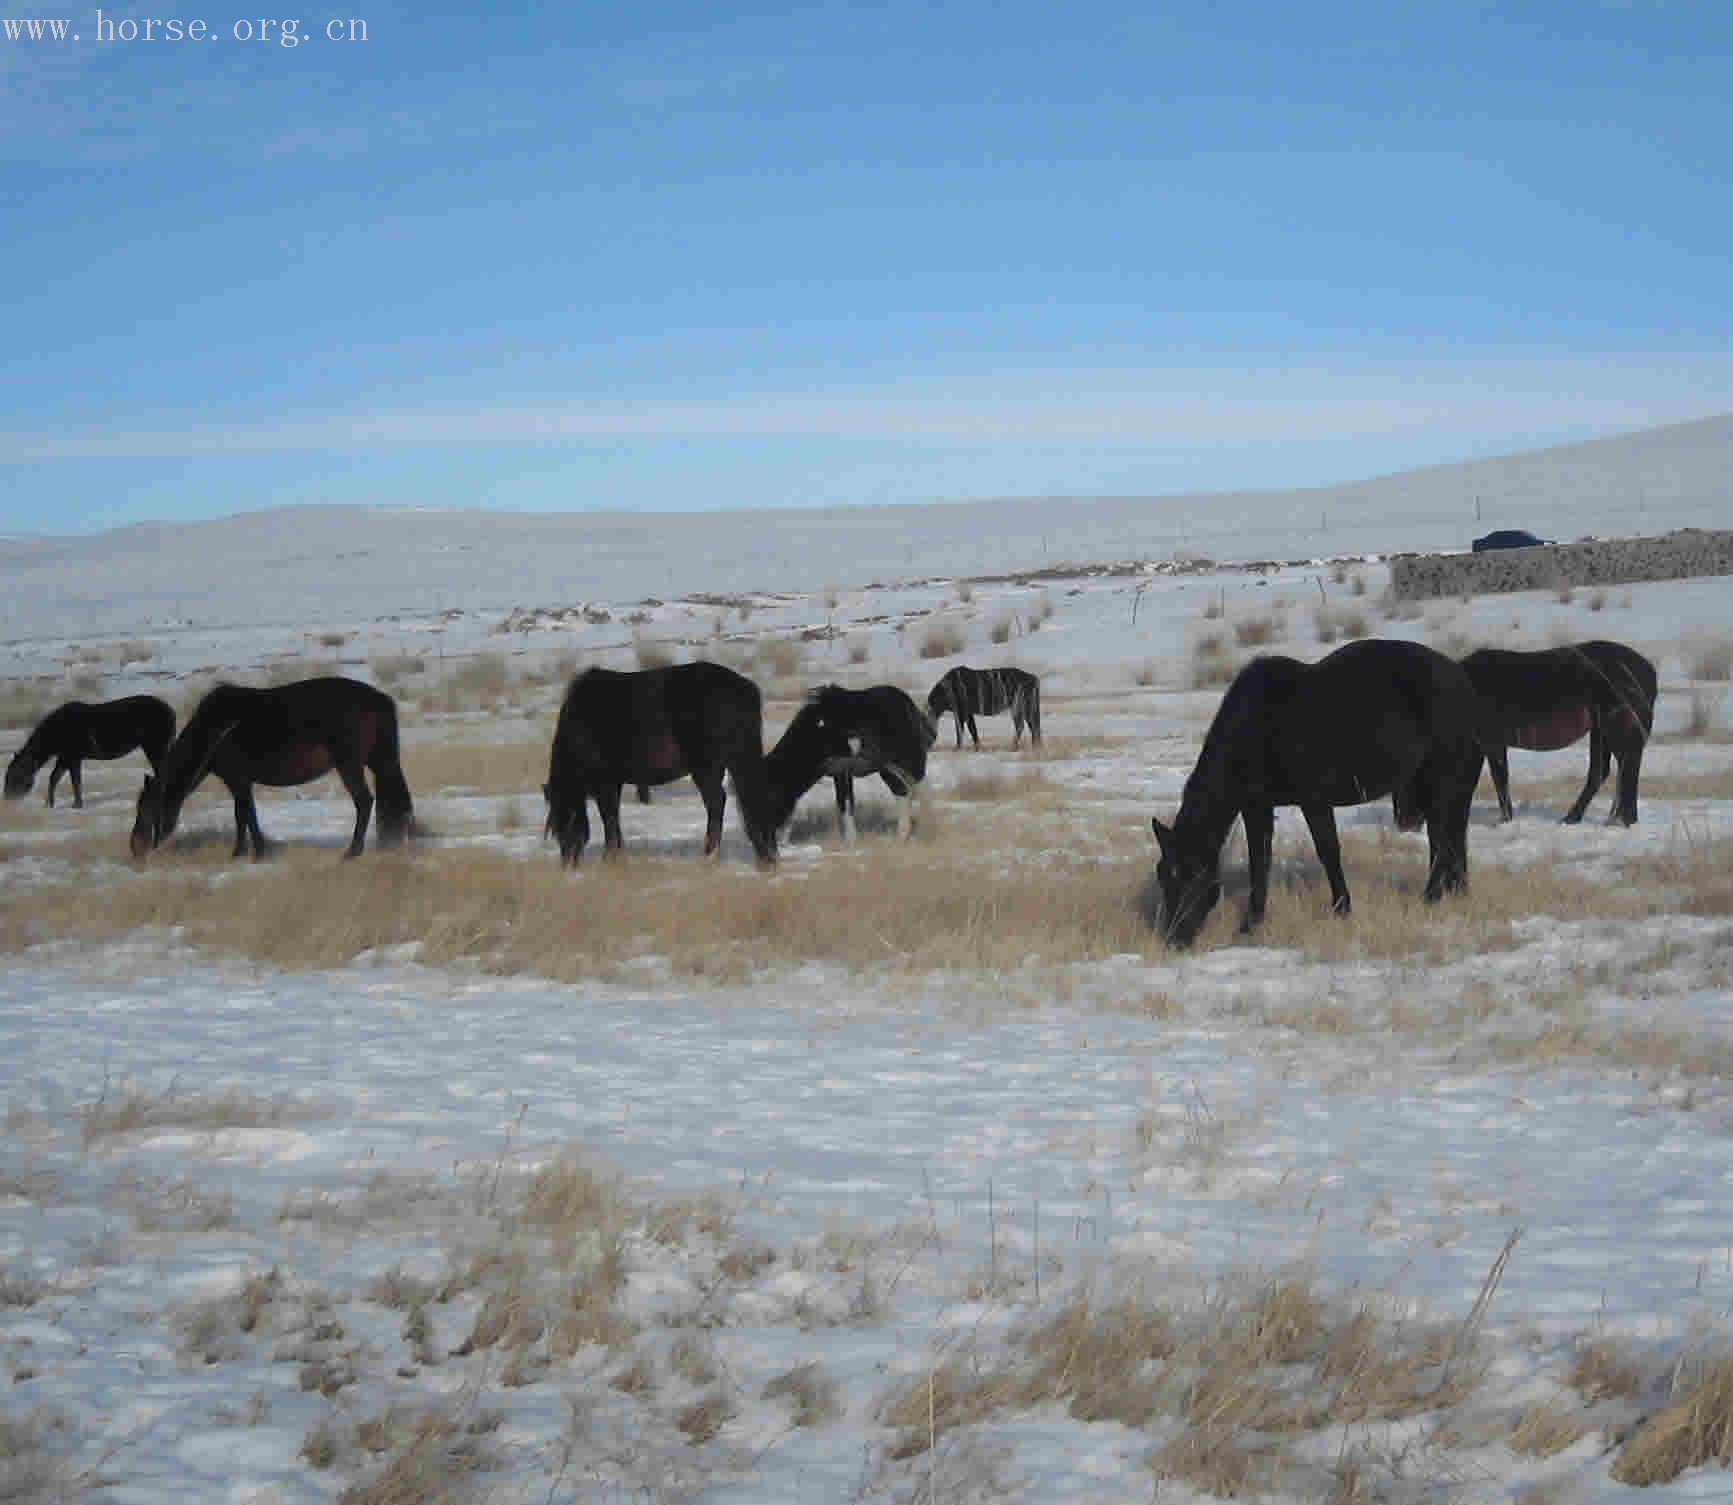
[543,662,777,865]
[5,696,175,809]
[1395,640,1656,828]
[767,685,937,840]
[1151,640,1485,947]
[926,666,1043,749]
[131,678,413,860]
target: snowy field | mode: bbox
[4,463,1733,1502]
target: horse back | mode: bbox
[1219,643,1477,807]
[552,662,761,787]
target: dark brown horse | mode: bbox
[1459,642,1653,826]
[5,696,175,808]
[131,678,413,860]
[542,662,777,865]
[766,685,937,840]
[1152,640,1485,947]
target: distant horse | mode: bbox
[131,678,413,860]
[542,662,777,865]
[5,695,175,808]
[927,666,1043,749]
[1151,640,1484,947]
[1395,640,1655,828]
[767,685,937,840]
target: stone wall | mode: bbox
[1389,529,1733,600]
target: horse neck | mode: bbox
[159,706,237,808]
[1173,731,1243,857]
[765,712,831,819]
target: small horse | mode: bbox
[543,662,777,865]
[1151,640,1484,947]
[131,678,413,860]
[5,696,175,808]
[927,666,1042,749]
[767,685,937,840]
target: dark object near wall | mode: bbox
[1472,529,1547,552]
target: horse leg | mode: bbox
[1562,722,1609,825]
[336,759,374,858]
[1611,728,1643,827]
[1011,707,1024,750]
[966,713,980,750]
[1299,801,1351,916]
[1486,746,1513,822]
[1240,803,1274,934]
[46,756,67,808]
[68,760,84,809]
[225,779,264,858]
[833,772,856,843]
[685,769,724,857]
[1424,770,1474,900]
[596,782,627,857]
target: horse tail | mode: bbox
[1568,646,1650,745]
[370,706,416,845]
[1025,676,1042,745]
[729,736,779,863]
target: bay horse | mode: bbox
[767,685,937,840]
[927,666,1043,749]
[542,662,777,865]
[1151,639,1485,947]
[6,695,175,808]
[131,678,413,860]
[1398,641,1654,827]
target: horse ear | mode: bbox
[1151,815,1173,851]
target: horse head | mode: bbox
[130,774,175,859]
[1150,815,1222,948]
[542,777,586,865]
[3,748,38,799]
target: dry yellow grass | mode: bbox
[0,836,1166,982]
[1612,1355,1733,1485]
[401,737,547,796]
[880,1270,1485,1487]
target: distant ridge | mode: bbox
[2,412,1729,639]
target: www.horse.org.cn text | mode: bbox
[0,12,369,45]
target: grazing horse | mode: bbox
[1151,640,1484,947]
[131,678,413,860]
[1394,641,1656,828]
[542,662,777,865]
[767,685,937,840]
[926,666,1043,750]
[6,695,175,808]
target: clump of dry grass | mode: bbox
[1028,592,1054,628]
[1313,603,1370,645]
[1612,1354,1733,1485]
[763,1362,842,1427]
[1232,609,1286,647]
[988,614,1014,645]
[918,618,968,659]
[1508,1399,1587,1457]
[846,635,871,665]
[1568,1337,1643,1403]
[1683,689,1720,739]
[675,1389,736,1445]
[1684,633,1733,682]
[0,1406,92,1503]
[333,1404,502,1504]
[81,1085,307,1148]
[1190,632,1238,689]
[882,1270,1486,1487]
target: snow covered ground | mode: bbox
[4,460,1733,1502]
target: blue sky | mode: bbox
[3,0,1730,532]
